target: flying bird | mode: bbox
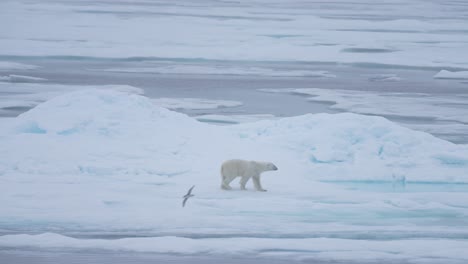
[182,185,195,207]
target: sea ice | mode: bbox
[0,61,38,71]
[1,89,468,262]
[1,233,468,263]
[1,0,468,68]
[100,65,336,78]
[259,88,468,143]
[367,74,402,82]
[152,97,243,110]
[0,82,143,115]
[434,70,468,80]
[0,74,46,83]
[196,114,277,125]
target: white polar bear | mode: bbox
[220,159,278,191]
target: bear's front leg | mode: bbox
[221,183,232,190]
[252,175,267,192]
[240,176,250,190]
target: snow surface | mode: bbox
[152,97,243,110]
[1,89,468,262]
[196,114,277,125]
[0,74,46,83]
[100,65,336,78]
[0,61,38,71]
[1,0,468,68]
[367,74,402,82]
[1,233,468,263]
[434,70,468,79]
[0,82,143,112]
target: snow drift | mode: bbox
[434,70,468,80]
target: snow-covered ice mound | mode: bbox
[1,89,468,263]
[14,88,199,136]
[434,70,468,80]
[2,89,466,181]
[0,82,144,116]
[1,89,214,177]
[233,112,468,182]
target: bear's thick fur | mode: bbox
[220,159,278,191]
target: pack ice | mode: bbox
[1,89,468,263]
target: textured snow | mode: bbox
[100,65,336,78]
[367,74,402,82]
[0,82,143,112]
[0,74,46,83]
[434,70,468,79]
[1,89,468,262]
[1,0,468,68]
[1,233,468,263]
[0,61,38,71]
[3,89,466,182]
[152,97,243,110]
[196,114,277,125]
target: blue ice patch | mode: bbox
[17,122,46,134]
[309,155,345,164]
[57,121,91,135]
[434,155,468,167]
[57,127,80,135]
[323,180,468,193]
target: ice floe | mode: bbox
[100,65,336,78]
[0,74,46,83]
[195,114,277,125]
[1,233,468,263]
[152,97,243,110]
[0,82,143,115]
[0,61,38,71]
[1,1,468,68]
[1,89,468,262]
[259,88,468,143]
[367,74,402,82]
[434,70,468,80]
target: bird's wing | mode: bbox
[187,185,195,195]
[182,197,188,207]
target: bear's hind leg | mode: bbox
[221,175,233,190]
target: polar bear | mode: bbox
[220,159,278,191]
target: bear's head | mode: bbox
[265,162,278,171]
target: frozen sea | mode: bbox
[1,0,468,264]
